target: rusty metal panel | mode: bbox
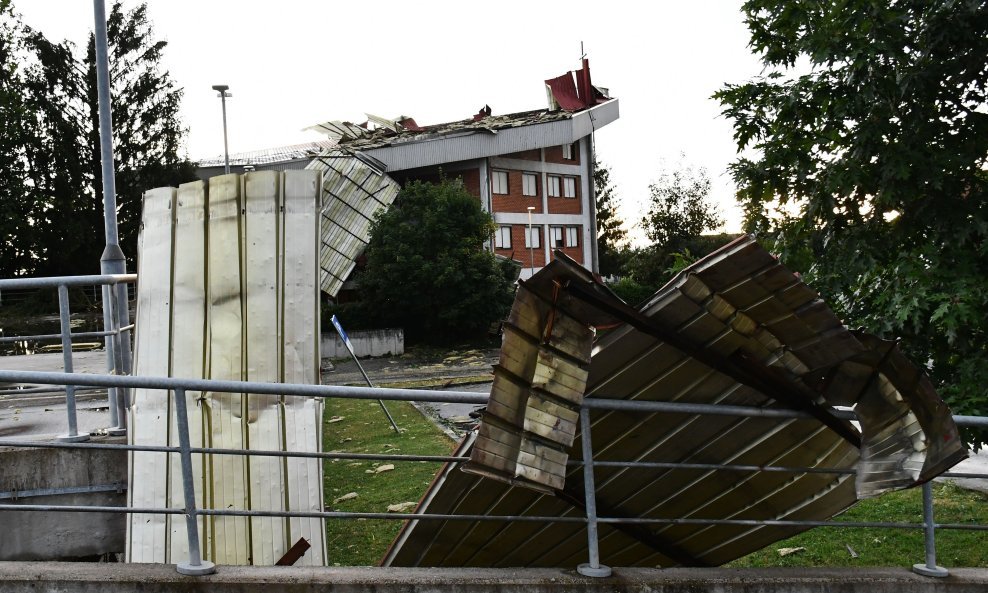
[384,237,966,569]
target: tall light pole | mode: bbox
[212,85,232,174]
[527,206,536,278]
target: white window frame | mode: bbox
[495,226,512,249]
[550,226,564,248]
[563,176,577,198]
[562,143,574,160]
[547,175,561,198]
[492,170,509,194]
[566,226,579,247]
[525,226,541,249]
[522,172,538,197]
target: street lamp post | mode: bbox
[527,206,536,278]
[211,85,232,174]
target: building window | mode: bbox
[495,226,512,249]
[525,226,541,248]
[492,170,509,194]
[550,226,564,248]
[522,172,538,197]
[563,176,577,198]
[547,175,561,198]
[562,143,575,160]
[566,226,579,247]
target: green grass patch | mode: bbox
[322,397,456,566]
[729,482,988,568]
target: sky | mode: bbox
[14,0,765,244]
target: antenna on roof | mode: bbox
[580,41,586,60]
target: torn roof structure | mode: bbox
[302,60,618,294]
[383,235,966,569]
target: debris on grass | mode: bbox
[328,416,345,423]
[778,547,806,557]
[846,544,859,559]
[333,492,358,504]
[387,502,417,513]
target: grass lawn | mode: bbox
[320,395,987,569]
[729,482,988,568]
[322,396,456,566]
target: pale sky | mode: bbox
[15,0,764,245]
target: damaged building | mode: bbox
[197,60,618,294]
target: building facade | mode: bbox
[197,61,619,286]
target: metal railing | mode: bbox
[0,274,136,440]
[0,367,985,577]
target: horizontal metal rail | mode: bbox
[0,274,136,289]
[0,482,125,501]
[0,327,128,343]
[1,502,985,532]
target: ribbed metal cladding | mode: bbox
[383,240,965,569]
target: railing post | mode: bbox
[577,405,612,578]
[107,284,128,436]
[56,285,88,443]
[912,481,948,577]
[172,387,215,576]
[101,284,121,432]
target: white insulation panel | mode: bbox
[128,171,327,566]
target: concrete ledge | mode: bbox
[0,563,986,593]
[322,328,403,358]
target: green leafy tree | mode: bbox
[0,0,40,276]
[629,162,726,289]
[715,1,988,435]
[358,178,516,343]
[593,157,627,276]
[0,1,193,276]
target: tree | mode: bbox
[358,178,516,343]
[0,0,40,276]
[0,1,194,277]
[593,157,627,277]
[629,162,726,289]
[715,1,988,436]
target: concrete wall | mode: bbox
[0,438,127,560]
[0,564,986,593]
[322,329,403,359]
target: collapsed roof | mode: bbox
[384,236,966,568]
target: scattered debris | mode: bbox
[333,492,358,504]
[367,464,394,474]
[778,547,806,557]
[387,502,417,513]
[846,544,859,558]
[328,416,345,423]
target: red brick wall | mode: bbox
[494,224,546,267]
[545,143,580,165]
[546,175,582,214]
[491,169,543,213]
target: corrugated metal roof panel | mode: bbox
[306,150,400,296]
[198,140,336,168]
[383,237,966,568]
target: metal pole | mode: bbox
[212,85,231,174]
[107,286,128,435]
[576,406,611,578]
[56,285,88,443]
[527,206,535,278]
[173,388,216,576]
[912,481,948,577]
[221,92,229,174]
[100,284,119,430]
[93,0,131,437]
[350,357,400,434]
